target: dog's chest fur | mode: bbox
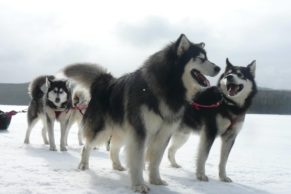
[216,113,245,135]
[141,101,184,135]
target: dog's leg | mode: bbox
[106,136,111,151]
[148,122,179,185]
[127,129,149,193]
[110,132,126,171]
[219,131,238,182]
[41,127,49,144]
[62,113,76,148]
[45,115,57,151]
[60,120,69,151]
[196,129,216,181]
[78,143,92,170]
[77,118,84,146]
[168,130,191,168]
[24,117,38,144]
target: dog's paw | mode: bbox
[171,163,182,168]
[78,162,89,170]
[220,176,233,183]
[132,184,150,193]
[49,146,57,151]
[60,146,67,151]
[24,139,30,144]
[196,173,209,182]
[149,177,168,185]
[113,164,126,171]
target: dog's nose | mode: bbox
[226,75,234,81]
[55,98,60,103]
[214,66,221,73]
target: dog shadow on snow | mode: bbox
[23,145,181,194]
[165,168,272,194]
[86,168,181,194]
[23,144,109,171]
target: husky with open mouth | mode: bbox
[62,34,220,193]
[168,58,257,182]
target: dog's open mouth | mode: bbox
[191,70,210,87]
[226,83,243,96]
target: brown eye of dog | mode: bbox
[237,73,243,78]
[197,57,205,62]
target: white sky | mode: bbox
[0,0,291,89]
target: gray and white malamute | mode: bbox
[24,76,77,151]
[63,34,220,193]
[168,58,257,182]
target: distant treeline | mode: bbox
[248,88,291,115]
[0,83,30,106]
[0,84,290,115]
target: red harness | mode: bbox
[191,99,222,110]
[54,111,63,119]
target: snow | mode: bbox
[0,105,291,194]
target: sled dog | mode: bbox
[63,34,220,193]
[168,58,257,182]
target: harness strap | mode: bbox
[72,104,87,116]
[191,99,222,110]
[55,111,62,119]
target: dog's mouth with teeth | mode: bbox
[191,70,210,87]
[226,83,243,96]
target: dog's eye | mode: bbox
[237,73,243,78]
[197,57,206,62]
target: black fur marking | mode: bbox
[145,41,207,113]
[217,64,258,113]
[82,35,211,141]
[184,62,257,138]
[30,75,55,100]
[83,73,113,138]
[46,80,71,110]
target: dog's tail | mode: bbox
[28,75,55,100]
[62,63,108,89]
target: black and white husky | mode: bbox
[24,76,73,151]
[168,58,257,182]
[62,34,220,193]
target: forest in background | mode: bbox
[0,83,290,115]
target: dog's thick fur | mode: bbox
[168,58,257,182]
[63,34,220,193]
[64,86,90,146]
[24,76,73,151]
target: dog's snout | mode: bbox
[55,97,60,103]
[214,66,221,73]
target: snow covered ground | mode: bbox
[0,105,290,194]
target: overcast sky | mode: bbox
[0,0,291,90]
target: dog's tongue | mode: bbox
[227,84,238,96]
[196,72,210,87]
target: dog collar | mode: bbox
[191,99,222,110]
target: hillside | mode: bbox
[0,83,29,105]
[0,83,291,114]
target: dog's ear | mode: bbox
[66,79,71,90]
[248,60,256,77]
[176,34,191,56]
[198,42,205,48]
[43,76,53,93]
[46,76,53,88]
[225,58,233,71]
